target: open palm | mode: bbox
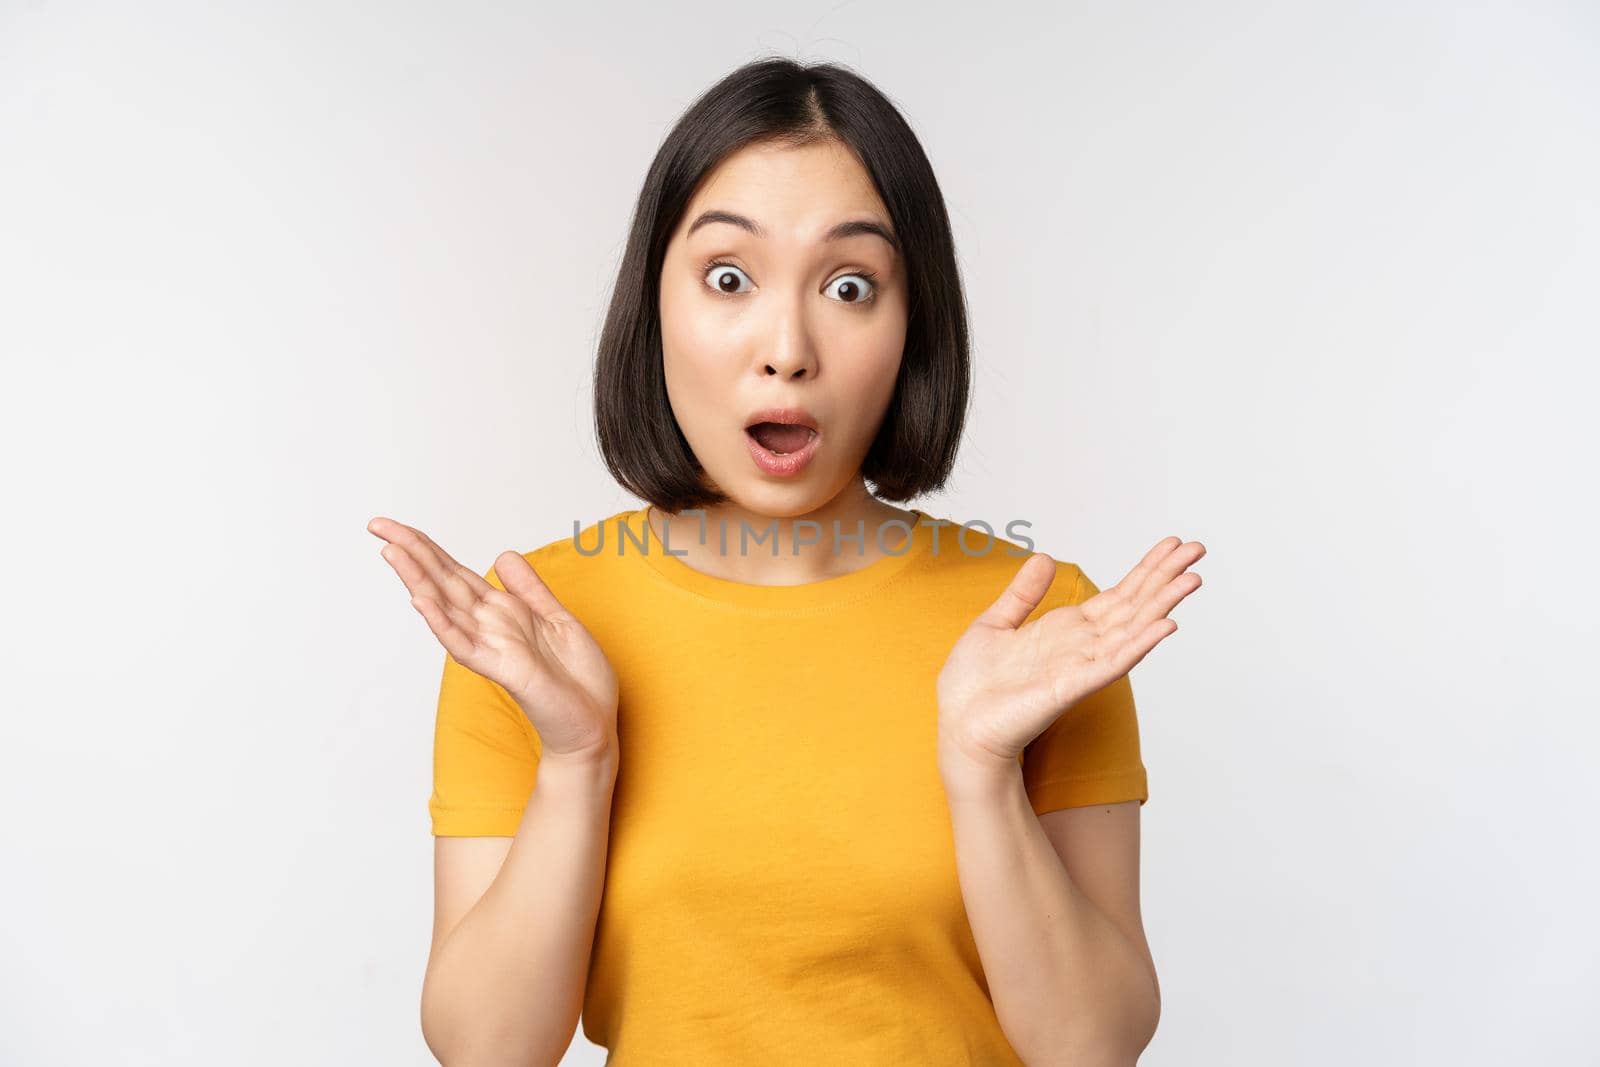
[368,516,619,759]
[937,536,1206,766]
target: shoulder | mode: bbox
[917,514,1087,618]
[477,509,637,591]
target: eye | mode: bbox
[825,271,878,306]
[703,261,753,296]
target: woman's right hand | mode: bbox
[368,516,619,762]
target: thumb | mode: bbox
[492,550,566,619]
[974,552,1058,630]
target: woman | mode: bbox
[370,57,1202,1066]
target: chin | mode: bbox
[714,472,835,519]
[730,489,826,519]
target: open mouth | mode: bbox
[745,422,818,456]
[743,415,822,477]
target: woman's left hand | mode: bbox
[936,536,1206,772]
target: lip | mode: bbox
[743,406,820,432]
[743,407,822,478]
[744,426,821,477]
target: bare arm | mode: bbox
[935,539,1201,1062]
[367,516,622,1067]
[939,748,1158,1066]
[420,743,618,1067]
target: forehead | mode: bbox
[677,139,890,238]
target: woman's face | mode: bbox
[658,138,909,517]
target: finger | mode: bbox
[976,552,1058,630]
[1112,617,1179,676]
[380,542,487,639]
[411,592,480,666]
[491,550,568,619]
[1106,537,1182,605]
[407,525,496,600]
[383,522,491,613]
[1132,539,1206,607]
[1047,611,1172,708]
[1129,571,1202,631]
[1080,547,1165,633]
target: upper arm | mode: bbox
[1038,802,1158,1008]
[1026,562,1158,1001]
[429,645,541,835]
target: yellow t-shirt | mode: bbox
[430,507,1149,1065]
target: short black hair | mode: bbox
[593,56,971,513]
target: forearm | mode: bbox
[938,741,1158,1066]
[421,748,618,1067]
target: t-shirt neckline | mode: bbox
[623,505,937,613]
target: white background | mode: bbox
[3,2,1596,1064]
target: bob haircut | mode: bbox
[593,56,971,513]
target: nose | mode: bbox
[756,292,819,381]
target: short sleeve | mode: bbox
[1021,564,1150,815]
[427,563,544,836]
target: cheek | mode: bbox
[859,326,908,436]
[850,322,907,399]
[659,284,738,442]
[661,280,738,379]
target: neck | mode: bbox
[646,480,919,586]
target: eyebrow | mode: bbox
[685,209,900,253]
